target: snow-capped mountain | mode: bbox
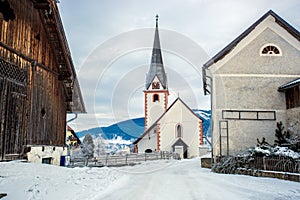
[192,109,211,137]
[76,110,211,154]
[77,110,211,141]
[77,118,144,141]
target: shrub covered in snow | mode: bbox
[213,121,300,174]
[212,145,300,174]
[81,133,95,158]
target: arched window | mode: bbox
[176,124,182,138]
[260,44,281,56]
[153,94,159,102]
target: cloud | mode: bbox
[61,0,300,131]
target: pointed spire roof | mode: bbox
[146,15,167,89]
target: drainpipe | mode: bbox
[205,75,214,165]
[67,113,78,123]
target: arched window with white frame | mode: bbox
[260,44,282,56]
[176,124,182,138]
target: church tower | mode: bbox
[144,15,169,130]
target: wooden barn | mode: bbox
[0,0,85,163]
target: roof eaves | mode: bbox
[278,78,300,91]
[203,10,300,68]
[133,98,202,144]
[133,98,181,144]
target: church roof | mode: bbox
[133,97,202,144]
[146,15,167,89]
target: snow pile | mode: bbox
[253,146,271,156]
[252,146,300,159]
[0,161,123,200]
[273,146,300,159]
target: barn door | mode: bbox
[0,59,28,160]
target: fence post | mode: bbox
[105,154,108,166]
[125,154,128,165]
[263,156,266,170]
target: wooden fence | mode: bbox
[249,156,300,173]
[70,152,180,167]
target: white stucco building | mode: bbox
[202,10,300,158]
[133,16,205,159]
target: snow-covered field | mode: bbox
[0,158,300,200]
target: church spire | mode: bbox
[146,15,167,90]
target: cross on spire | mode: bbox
[145,14,167,90]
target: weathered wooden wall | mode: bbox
[0,0,71,159]
[285,86,300,109]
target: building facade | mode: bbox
[0,0,85,162]
[202,10,300,158]
[134,17,204,159]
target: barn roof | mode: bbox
[32,0,86,113]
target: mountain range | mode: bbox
[77,110,211,141]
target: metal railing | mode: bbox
[249,156,300,173]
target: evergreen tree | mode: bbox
[81,133,95,158]
[274,121,290,146]
[95,135,106,156]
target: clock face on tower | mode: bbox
[152,82,160,89]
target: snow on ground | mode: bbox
[1,158,300,200]
[0,161,123,200]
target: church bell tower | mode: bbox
[144,15,169,130]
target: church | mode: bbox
[133,16,204,159]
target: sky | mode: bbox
[58,0,300,131]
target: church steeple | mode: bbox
[144,15,169,130]
[146,15,167,90]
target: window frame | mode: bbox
[153,94,159,102]
[176,123,183,138]
[260,43,282,56]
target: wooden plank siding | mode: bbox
[285,86,300,109]
[0,0,84,159]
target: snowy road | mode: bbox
[95,159,300,200]
[1,158,300,200]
